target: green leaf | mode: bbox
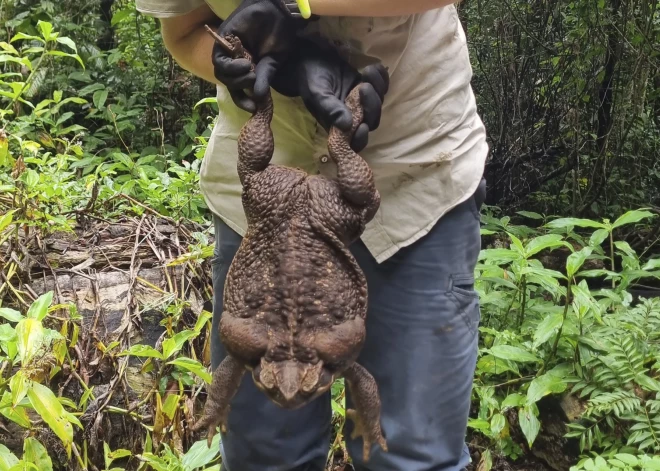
[545,218,607,230]
[55,37,77,53]
[508,233,526,255]
[589,229,609,248]
[47,50,85,69]
[518,405,541,448]
[526,372,567,404]
[0,307,23,323]
[0,210,16,232]
[524,234,570,258]
[642,258,660,271]
[9,371,29,407]
[0,444,19,470]
[567,247,593,278]
[93,89,109,110]
[27,381,73,454]
[614,454,639,466]
[533,312,564,348]
[120,344,163,359]
[636,374,660,392]
[161,394,180,420]
[15,318,45,365]
[0,42,18,55]
[478,248,521,264]
[516,211,543,220]
[27,291,53,321]
[490,413,506,435]
[162,330,198,360]
[487,345,541,363]
[10,32,44,43]
[23,438,53,471]
[167,357,212,383]
[612,209,655,229]
[501,393,525,410]
[37,21,55,41]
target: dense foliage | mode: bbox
[1,0,659,470]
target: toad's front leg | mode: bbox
[328,86,381,223]
[192,356,245,446]
[344,362,388,462]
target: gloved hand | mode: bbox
[269,39,390,153]
[211,0,312,112]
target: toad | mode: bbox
[193,31,387,462]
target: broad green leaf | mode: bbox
[0,444,19,470]
[467,418,491,432]
[37,21,55,41]
[612,209,655,229]
[487,345,540,363]
[526,372,567,404]
[478,248,521,264]
[614,454,639,466]
[508,233,525,255]
[93,89,109,110]
[589,229,609,248]
[27,382,73,454]
[636,374,660,392]
[0,307,23,323]
[614,241,637,258]
[501,393,525,410]
[0,210,16,232]
[0,395,31,429]
[476,355,520,376]
[0,42,18,54]
[55,37,77,53]
[161,394,180,420]
[642,258,660,271]
[27,291,53,321]
[162,330,198,360]
[516,211,543,220]
[9,371,28,407]
[518,405,540,448]
[193,310,213,334]
[105,447,131,465]
[524,234,570,258]
[567,247,593,278]
[533,312,563,348]
[10,32,44,43]
[23,438,53,471]
[47,50,85,69]
[167,357,212,383]
[120,344,163,359]
[490,413,506,435]
[545,218,607,230]
[15,318,45,365]
[0,133,7,165]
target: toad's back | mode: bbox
[223,169,368,334]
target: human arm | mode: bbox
[306,0,460,16]
[159,4,222,85]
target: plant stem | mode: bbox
[548,277,573,367]
[609,231,616,288]
[517,276,527,329]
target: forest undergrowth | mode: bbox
[1,6,660,471]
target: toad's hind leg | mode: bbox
[328,86,381,222]
[192,356,245,446]
[344,362,388,462]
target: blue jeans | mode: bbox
[210,179,485,471]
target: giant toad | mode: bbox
[194,32,387,462]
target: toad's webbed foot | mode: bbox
[344,363,388,462]
[192,356,245,447]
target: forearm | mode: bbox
[160,5,221,85]
[308,0,459,16]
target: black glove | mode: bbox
[211,0,313,112]
[269,39,390,153]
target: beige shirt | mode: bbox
[136,0,489,263]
